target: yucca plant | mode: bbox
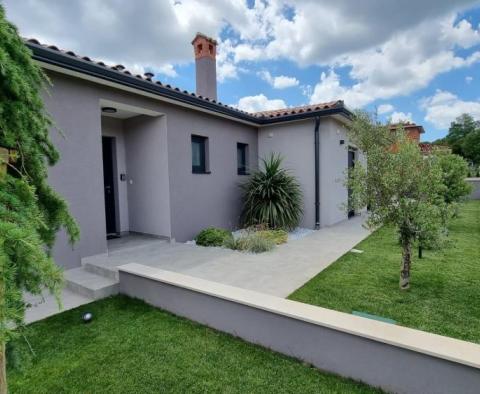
[240,154,302,230]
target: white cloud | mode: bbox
[233,44,263,63]
[466,76,474,83]
[272,75,299,89]
[235,94,286,113]
[2,0,264,82]
[217,62,238,82]
[3,0,480,103]
[390,111,413,124]
[3,1,201,71]
[441,17,480,48]
[309,69,371,108]
[309,14,480,108]
[378,104,394,115]
[259,70,299,89]
[421,89,480,129]
[263,0,477,65]
[156,64,177,78]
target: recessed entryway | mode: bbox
[99,99,171,242]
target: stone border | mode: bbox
[118,263,480,394]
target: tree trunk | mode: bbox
[0,275,5,394]
[0,241,6,394]
[0,156,8,394]
[0,157,8,394]
[0,342,6,394]
[400,239,412,290]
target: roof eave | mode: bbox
[28,42,352,126]
[257,107,352,125]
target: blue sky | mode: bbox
[4,0,480,141]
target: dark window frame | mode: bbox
[191,135,209,174]
[237,142,249,175]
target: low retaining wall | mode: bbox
[118,263,480,394]
[466,178,480,200]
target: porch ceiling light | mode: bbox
[102,106,117,114]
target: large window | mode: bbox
[237,143,248,175]
[192,135,208,174]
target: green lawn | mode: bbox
[290,200,480,343]
[8,296,381,393]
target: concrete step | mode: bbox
[83,259,119,281]
[64,267,119,300]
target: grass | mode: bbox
[290,200,480,343]
[8,296,381,393]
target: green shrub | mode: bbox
[195,227,232,247]
[240,153,303,230]
[256,229,288,245]
[436,153,472,203]
[225,233,275,253]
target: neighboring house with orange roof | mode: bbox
[389,122,425,142]
[26,33,359,269]
[389,123,451,155]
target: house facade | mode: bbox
[27,34,356,269]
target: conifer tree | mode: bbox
[0,6,79,392]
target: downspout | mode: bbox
[314,116,320,229]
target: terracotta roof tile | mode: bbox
[253,101,344,118]
[389,122,425,133]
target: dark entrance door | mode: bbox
[348,149,355,218]
[102,137,117,237]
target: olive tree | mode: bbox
[0,7,79,392]
[346,112,446,290]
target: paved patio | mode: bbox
[26,214,370,323]
[86,214,370,297]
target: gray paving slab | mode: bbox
[96,214,370,297]
[169,214,371,296]
[24,215,370,322]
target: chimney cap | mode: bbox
[191,32,218,46]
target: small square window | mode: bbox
[237,143,248,175]
[192,135,208,174]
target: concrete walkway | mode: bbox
[83,214,370,297]
[169,214,370,296]
[25,214,370,323]
[25,289,93,324]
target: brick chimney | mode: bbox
[192,33,217,101]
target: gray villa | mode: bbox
[26,33,357,270]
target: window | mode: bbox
[237,143,248,175]
[192,135,208,174]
